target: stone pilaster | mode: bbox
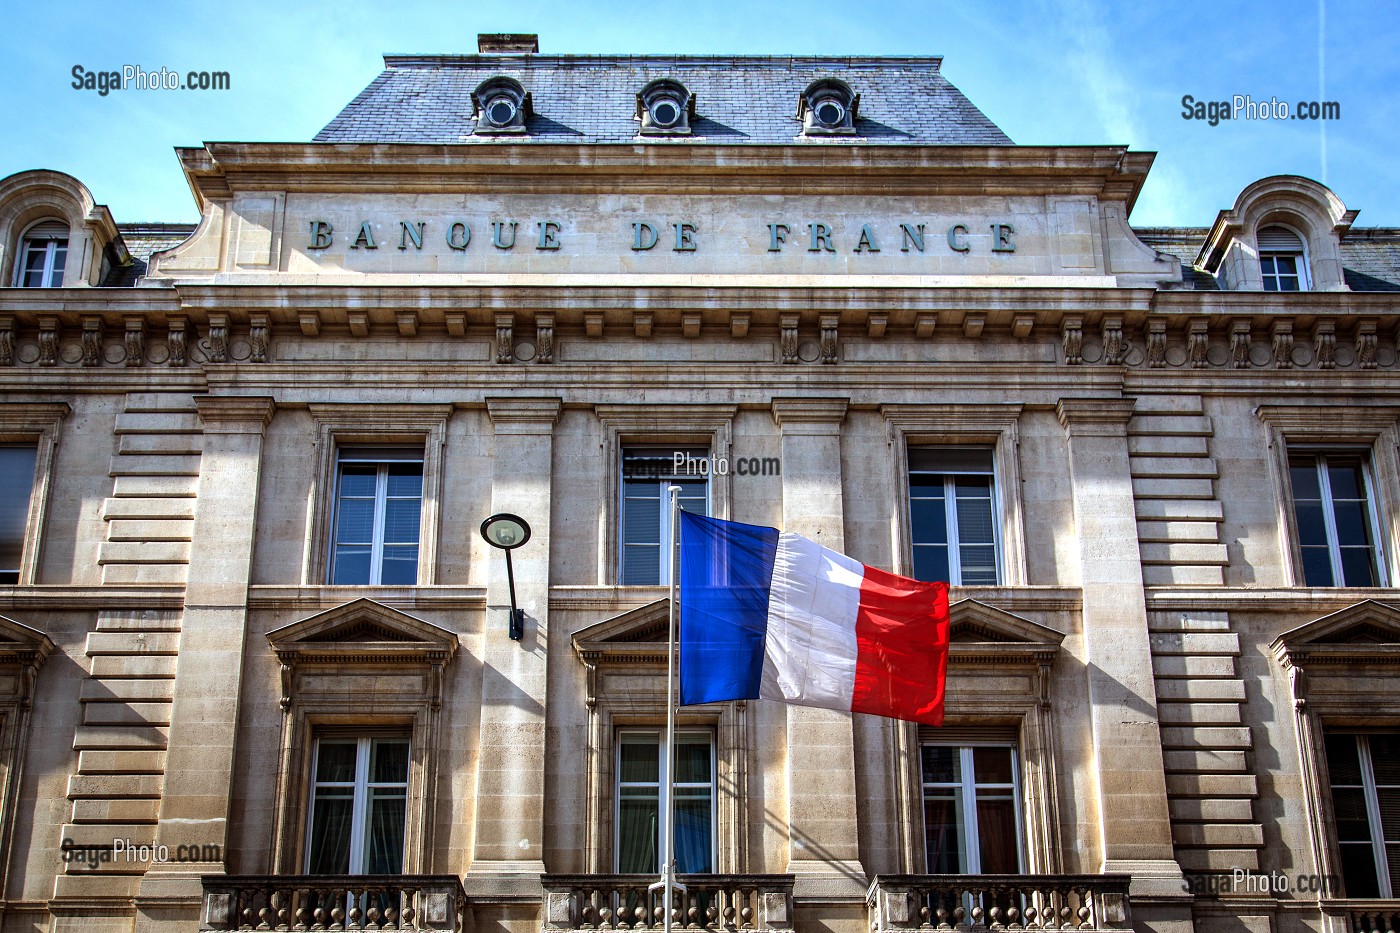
[1056,399,1187,901]
[469,397,562,896]
[769,397,866,901]
[134,396,275,924]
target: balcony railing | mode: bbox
[541,874,795,932]
[200,874,468,932]
[1338,901,1400,933]
[868,875,1132,933]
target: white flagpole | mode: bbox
[652,485,685,933]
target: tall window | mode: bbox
[306,736,410,875]
[1289,452,1387,587]
[1325,733,1400,897]
[329,448,424,585]
[15,221,68,288]
[922,743,1023,874]
[1258,225,1306,291]
[0,445,38,585]
[909,447,999,585]
[616,730,714,873]
[620,447,708,585]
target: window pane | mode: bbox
[316,740,359,783]
[622,545,660,585]
[675,793,713,873]
[1331,499,1373,548]
[379,546,419,585]
[958,546,998,585]
[385,463,422,497]
[1332,787,1374,842]
[974,747,1014,785]
[335,498,375,544]
[1289,460,1321,499]
[1300,546,1336,588]
[383,498,422,544]
[49,244,67,284]
[618,790,658,873]
[338,465,378,498]
[307,793,353,874]
[674,737,712,784]
[1372,736,1400,784]
[371,739,410,784]
[330,546,372,585]
[1338,547,1380,588]
[1327,459,1366,500]
[620,739,659,784]
[954,475,992,496]
[1274,255,1299,276]
[0,446,38,575]
[1293,501,1328,547]
[910,497,948,546]
[955,497,995,545]
[923,796,963,873]
[623,495,661,543]
[912,545,950,585]
[1326,734,1364,785]
[910,447,994,474]
[1278,275,1300,292]
[364,790,406,874]
[976,797,1019,873]
[1378,789,1400,842]
[1339,843,1381,898]
[921,746,960,785]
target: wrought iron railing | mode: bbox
[199,874,467,932]
[540,874,795,932]
[867,875,1132,932]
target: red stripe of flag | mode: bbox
[850,564,950,726]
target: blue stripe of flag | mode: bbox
[678,510,779,706]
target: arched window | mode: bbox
[14,220,69,288]
[1258,224,1308,291]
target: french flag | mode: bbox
[678,511,950,726]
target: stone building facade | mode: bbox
[1,34,1400,933]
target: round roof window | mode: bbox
[485,97,518,128]
[649,98,682,128]
[813,98,846,128]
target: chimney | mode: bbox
[478,34,539,54]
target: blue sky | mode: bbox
[3,0,1396,227]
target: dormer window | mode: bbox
[799,78,858,136]
[1258,224,1308,291]
[15,220,69,288]
[472,76,531,135]
[637,79,693,136]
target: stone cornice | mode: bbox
[485,397,563,430]
[176,143,1154,208]
[193,395,275,431]
[1056,397,1136,432]
[771,397,849,431]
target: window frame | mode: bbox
[920,740,1027,875]
[0,404,68,587]
[1288,449,1389,588]
[595,405,736,587]
[1323,731,1399,898]
[619,446,712,586]
[328,449,426,586]
[1257,406,1400,590]
[14,223,69,288]
[1256,222,1312,292]
[908,446,1003,586]
[304,734,412,876]
[613,727,718,874]
[304,405,450,587]
[882,405,1027,588]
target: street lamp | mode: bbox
[480,513,532,640]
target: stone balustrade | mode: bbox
[867,875,1133,933]
[541,874,795,932]
[1341,901,1400,933]
[199,874,467,932]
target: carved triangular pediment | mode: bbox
[266,598,459,662]
[571,596,674,652]
[947,600,1063,667]
[1273,600,1400,666]
[0,614,55,665]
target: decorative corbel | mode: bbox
[730,313,750,339]
[584,312,604,338]
[963,313,986,339]
[396,312,419,338]
[1146,316,1167,368]
[1061,315,1083,365]
[867,313,888,339]
[429,660,444,711]
[779,314,799,364]
[348,312,369,338]
[914,313,937,339]
[123,317,146,367]
[37,316,59,366]
[298,312,321,337]
[167,317,189,367]
[249,313,269,363]
[495,313,514,363]
[633,313,653,339]
[1188,317,1209,368]
[682,313,702,339]
[1272,319,1294,369]
[208,313,229,362]
[0,316,13,366]
[820,314,839,364]
[278,661,293,712]
[1230,319,1252,369]
[1313,319,1336,369]
[536,313,555,363]
[81,317,103,367]
[1356,319,1379,370]
[1101,315,1125,365]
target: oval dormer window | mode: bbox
[472,76,530,135]
[799,78,858,136]
[637,79,693,136]
[813,97,846,128]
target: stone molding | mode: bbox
[485,396,563,433]
[0,402,69,586]
[770,397,849,433]
[192,395,275,431]
[0,614,54,913]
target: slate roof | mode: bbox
[1134,227,1400,291]
[314,54,1013,145]
[102,223,198,287]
